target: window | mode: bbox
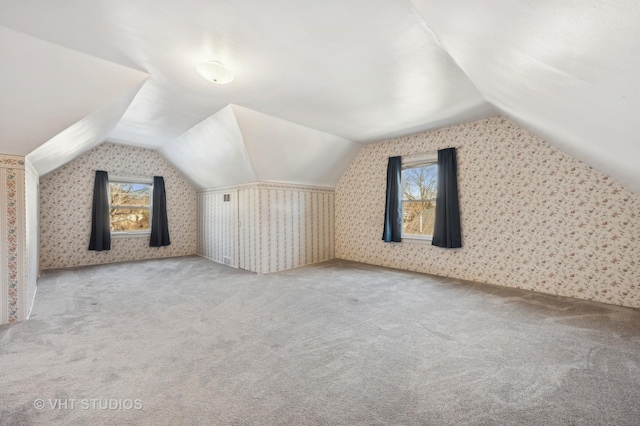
[109,181,152,234]
[402,157,438,239]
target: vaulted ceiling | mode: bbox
[0,1,638,193]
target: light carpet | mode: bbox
[1,256,639,425]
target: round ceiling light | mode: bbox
[196,60,234,84]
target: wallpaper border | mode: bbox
[0,156,25,169]
[198,181,335,194]
[1,154,26,323]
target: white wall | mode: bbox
[24,158,39,318]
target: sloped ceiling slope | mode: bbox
[231,105,361,187]
[0,25,148,156]
[410,0,640,194]
[2,1,637,194]
[160,105,256,189]
[26,82,147,177]
[161,105,361,190]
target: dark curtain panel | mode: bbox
[432,148,462,248]
[382,156,403,242]
[150,176,171,247]
[88,170,111,251]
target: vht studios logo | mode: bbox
[34,399,143,410]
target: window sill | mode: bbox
[111,232,150,239]
[402,236,433,245]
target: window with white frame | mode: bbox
[402,156,438,239]
[109,180,152,234]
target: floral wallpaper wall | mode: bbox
[336,116,640,309]
[40,143,197,269]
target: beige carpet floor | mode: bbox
[1,255,639,425]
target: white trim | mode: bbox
[109,175,153,184]
[108,179,153,234]
[197,253,240,270]
[402,236,433,244]
[402,153,437,168]
[401,154,438,240]
[26,284,38,319]
[111,231,150,238]
[197,181,335,194]
[24,157,39,178]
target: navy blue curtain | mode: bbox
[432,148,462,248]
[150,176,171,247]
[88,170,111,251]
[382,156,402,242]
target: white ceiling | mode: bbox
[1,0,638,193]
[26,82,146,176]
[0,0,491,149]
[161,105,360,189]
[410,0,640,194]
[0,25,148,156]
[160,105,256,189]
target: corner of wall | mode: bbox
[24,157,39,319]
[197,182,335,275]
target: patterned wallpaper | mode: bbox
[336,116,640,309]
[0,155,35,324]
[198,182,335,274]
[40,143,197,269]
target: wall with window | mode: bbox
[335,116,640,309]
[40,143,197,269]
[197,182,334,274]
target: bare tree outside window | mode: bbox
[402,163,437,237]
[109,182,152,232]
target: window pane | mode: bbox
[402,164,438,201]
[110,208,150,232]
[402,201,436,236]
[109,183,151,206]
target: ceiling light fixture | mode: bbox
[196,60,234,84]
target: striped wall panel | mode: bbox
[197,189,238,267]
[197,182,335,274]
[254,185,335,274]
